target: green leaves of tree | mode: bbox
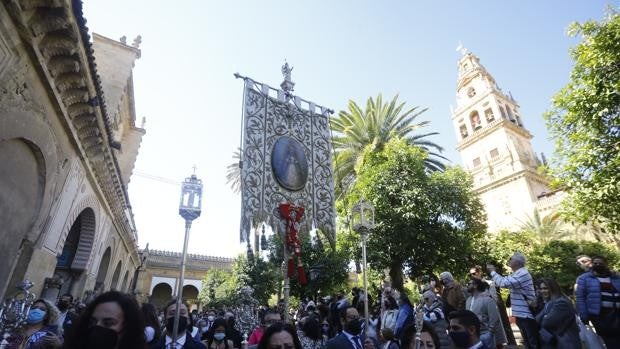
[545,10,620,232]
[347,138,487,290]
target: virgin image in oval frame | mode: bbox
[271,136,309,191]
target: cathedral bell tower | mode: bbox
[451,48,551,232]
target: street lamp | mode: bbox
[171,173,202,347]
[351,199,375,331]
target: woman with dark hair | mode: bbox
[535,278,581,349]
[202,318,235,349]
[297,315,323,349]
[381,295,399,332]
[394,293,414,339]
[142,303,161,345]
[63,291,146,349]
[257,323,302,349]
[401,322,440,349]
[7,299,61,349]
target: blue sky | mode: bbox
[84,0,611,256]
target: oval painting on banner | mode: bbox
[271,136,309,191]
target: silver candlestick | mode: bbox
[234,286,259,349]
[0,280,36,349]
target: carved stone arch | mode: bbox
[120,270,130,292]
[95,246,112,291]
[110,260,122,290]
[60,195,98,271]
[0,108,61,244]
[0,137,48,298]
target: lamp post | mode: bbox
[172,173,202,348]
[351,200,375,331]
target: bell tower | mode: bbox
[451,48,551,232]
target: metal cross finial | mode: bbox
[192,165,197,174]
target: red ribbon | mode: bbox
[278,202,307,284]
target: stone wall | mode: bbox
[0,0,143,301]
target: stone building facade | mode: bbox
[0,0,145,301]
[450,49,563,232]
[135,249,234,310]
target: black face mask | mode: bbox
[87,326,118,349]
[344,319,362,336]
[57,300,70,312]
[166,316,188,335]
[592,265,609,275]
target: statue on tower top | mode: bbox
[456,41,469,56]
[282,61,293,82]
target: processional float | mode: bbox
[0,280,36,349]
[235,63,336,321]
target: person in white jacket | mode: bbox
[381,295,399,332]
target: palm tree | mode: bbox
[226,148,242,194]
[519,210,569,244]
[330,94,446,196]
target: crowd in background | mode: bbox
[3,252,618,349]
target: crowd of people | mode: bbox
[3,252,618,349]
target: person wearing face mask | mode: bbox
[575,255,620,349]
[63,291,146,349]
[7,299,61,349]
[55,293,77,337]
[325,306,364,349]
[204,311,216,333]
[149,299,206,349]
[142,303,162,345]
[447,310,488,349]
[202,318,235,349]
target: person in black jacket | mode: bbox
[325,306,364,349]
[149,299,206,349]
[64,291,147,349]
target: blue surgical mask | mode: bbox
[27,309,46,324]
[213,333,226,341]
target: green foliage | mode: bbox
[232,254,280,305]
[544,10,620,232]
[198,268,235,308]
[484,230,620,294]
[519,211,570,244]
[485,230,539,273]
[198,254,279,307]
[348,138,487,290]
[267,230,350,300]
[331,94,446,197]
[528,240,620,293]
